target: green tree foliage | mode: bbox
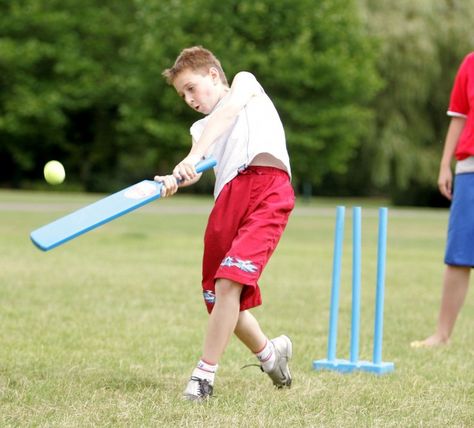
[226,0,381,190]
[116,0,381,191]
[0,0,137,189]
[352,0,474,205]
[0,0,379,193]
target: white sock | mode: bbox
[191,359,218,385]
[255,339,276,372]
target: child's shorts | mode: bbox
[202,166,295,313]
[445,172,474,267]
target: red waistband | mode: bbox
[238,165,289,177]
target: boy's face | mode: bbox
[173,68,223,115]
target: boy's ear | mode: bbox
[209,67,220,84]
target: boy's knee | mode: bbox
[215,278,243,299]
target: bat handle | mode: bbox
[170,157,217,185]
[195,157,217,174]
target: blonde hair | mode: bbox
[162,46,228,86]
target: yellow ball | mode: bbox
[43,160,66,185]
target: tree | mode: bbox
[352,0,474,205]
[125,0,381,192]
[1,0,380,194]
[0,0,137,189]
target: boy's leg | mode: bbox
[235,310,292,388]
[186,169,295,399]
[183,278,242,400]
[202,279,243,363]
[234,310,267,352]
[411,265,470,348]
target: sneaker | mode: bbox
[263,335,292,388]
[183,376,213,401]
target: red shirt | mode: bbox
[448,52,474,160]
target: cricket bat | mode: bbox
[30,157,217,251]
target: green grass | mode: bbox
[1,190,473,427]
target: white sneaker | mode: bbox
[263,335,292,388]
[183,376,213,401]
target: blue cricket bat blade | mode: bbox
[30,157,216,251]
[30,180,164,251]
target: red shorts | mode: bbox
[202,166,295,313]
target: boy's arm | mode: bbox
[173,72,262,181]
[438,116,466,200]
[154,138,203,197]
[153,173,201,197]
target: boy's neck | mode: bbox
[210,87,230,114]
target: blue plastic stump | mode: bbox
[326,206,345,362]
[313,207,394,375]
[357,208,394,374]
[313,206,346,371]
[350,207,361,364]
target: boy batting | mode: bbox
[155,46,294,400]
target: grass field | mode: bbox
[1,189,473,427]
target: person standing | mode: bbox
[411,53,474,348]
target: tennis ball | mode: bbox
[43,160,66,185]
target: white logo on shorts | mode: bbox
[220,256,258,273]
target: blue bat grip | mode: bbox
[175,157,217,184]
[195,157,217,173]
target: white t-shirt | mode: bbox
[190,73,291,199]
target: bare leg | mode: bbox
[235,308,293,388]
[234,310,267,353]
[411,265,470,348]
[201,278,243,364]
